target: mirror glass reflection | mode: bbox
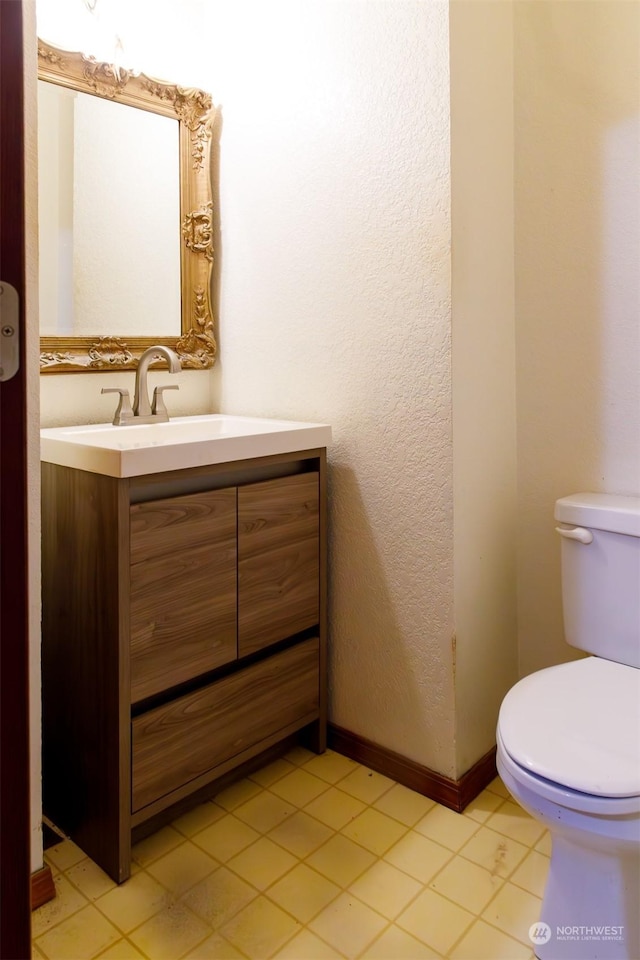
[37,80,181,338]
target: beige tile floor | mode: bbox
[33,748,548,960]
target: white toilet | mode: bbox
[497,493,640,960]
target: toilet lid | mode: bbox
[498,657,640,798]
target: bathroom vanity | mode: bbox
[40,416,330,882]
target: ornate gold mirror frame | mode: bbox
[38,39,217,373]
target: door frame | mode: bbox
[0,0,33,955]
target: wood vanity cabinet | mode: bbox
[41,449,327,882]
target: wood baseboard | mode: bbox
[31,865,55,911]
[328,723,497,813]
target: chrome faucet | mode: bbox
[102,345,181,426]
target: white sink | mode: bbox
[41,414,332,478]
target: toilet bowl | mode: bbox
[497,494,640,960]
[497,659,640,960]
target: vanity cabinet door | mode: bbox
[130,488,237,704]
[238,473,319,658]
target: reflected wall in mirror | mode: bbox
[37,39,217,373]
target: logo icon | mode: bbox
[529,923,552,945]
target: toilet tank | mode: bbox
[554,493,640,669]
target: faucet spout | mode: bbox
[133,345,181,419]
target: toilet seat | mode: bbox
[498,657,640,799]
[497,729,640,817]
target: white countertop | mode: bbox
[41,414,332,478]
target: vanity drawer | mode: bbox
[238,473,319,657]
[131,637,320,813]
[130,488,237,703]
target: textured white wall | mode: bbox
[450,0,517,775]
[515,1,640,677]
[204,0,457,774]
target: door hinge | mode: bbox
[0,281,20,381]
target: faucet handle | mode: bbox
[102,387,133,426]
[152,384,179,420]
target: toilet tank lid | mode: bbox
[555,493,640,536]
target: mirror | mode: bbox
[37,39,217,373]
